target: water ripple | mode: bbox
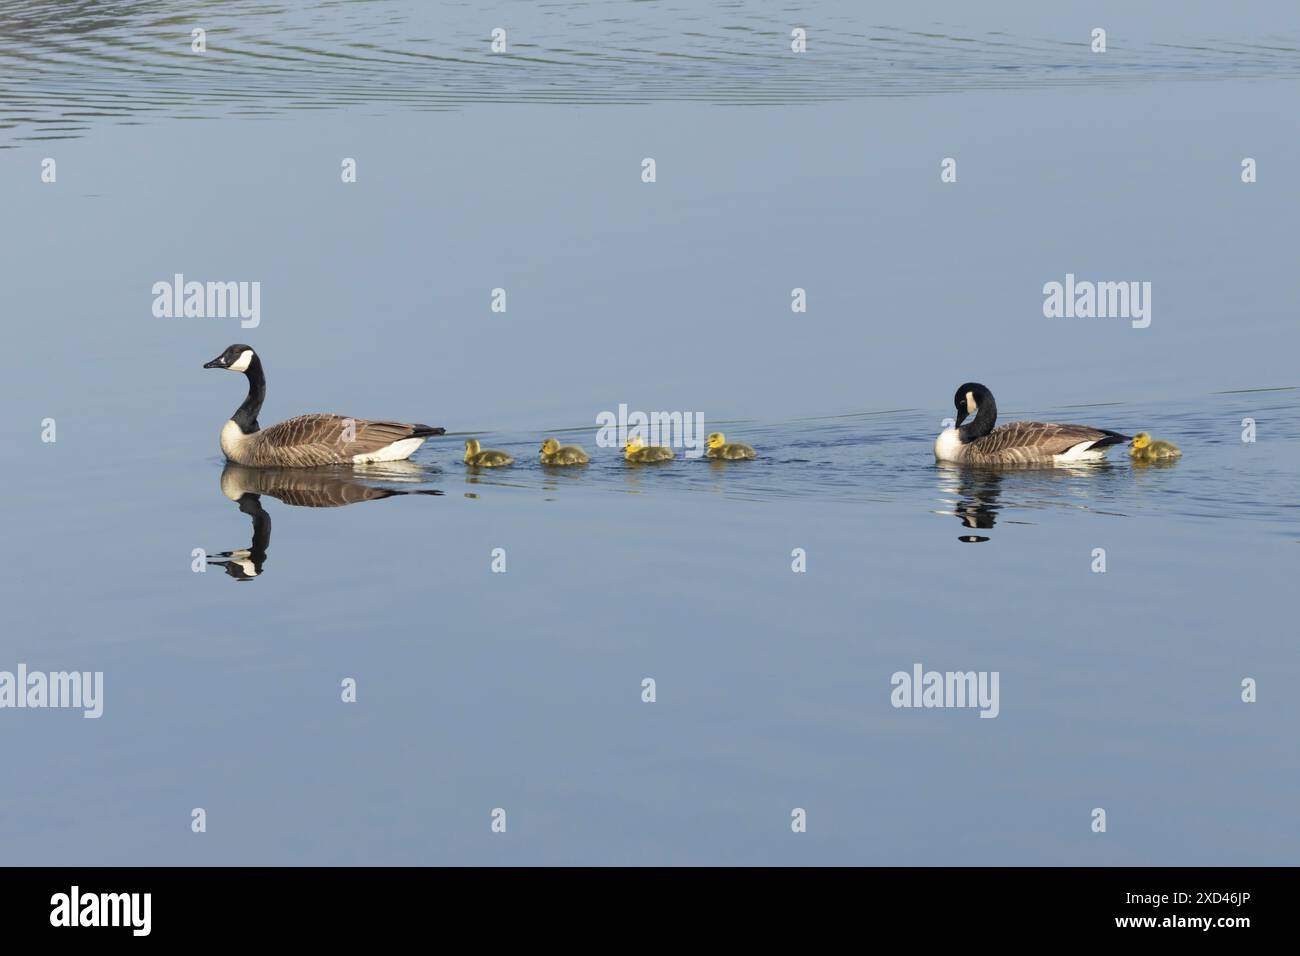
[2,0,1298,144]
[435,389,1300,538]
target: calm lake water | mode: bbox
[2,0,1298,865]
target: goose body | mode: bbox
[624,437,674,463]
[1129,432,1181,462]
[540,438,589,466]
[935,383,1128,466]
[204,345,443,467]
[705,432,755,460]
[464,439,514,467]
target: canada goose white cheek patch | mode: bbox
[965,392,976,415]
[228,350,254,372]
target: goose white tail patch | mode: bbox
[1053,440,1105,462]
[353,437,424,464]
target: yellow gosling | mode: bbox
[705,431,755,460]
[464,438,514,467]
[540,437,590,466]
[1129,431,1181,462]
[624,435,674,463]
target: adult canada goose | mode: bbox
[463,439,514,467]
[203,344,444,467]
[1129,432,1182,462]
[624,436,674,463]
[539,437,590,466]
[934,383,1129,466]
[705,432,756,460]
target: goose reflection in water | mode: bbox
[937,465,1006,543]
[936,461,1121,543]
[210,462,442,580]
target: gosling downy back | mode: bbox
[1130,432,1182,460]
[705,432,755,460]
[204,345,444,467]
[934,383,1128,466]
[624,437,674,462]
[464,438,514,467]
[540,438,590,465]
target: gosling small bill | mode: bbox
[624,436,674,463]
[1129,432,1181,462]
[464,439,514,467]
[539,437,590,466]
[705,432,755,460]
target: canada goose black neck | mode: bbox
[226,493,270,580]
[232,354,266,434]
[956,383,997,443]
[238,493,271,550]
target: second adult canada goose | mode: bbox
[934,383,1129,466]
[203,345,444,467]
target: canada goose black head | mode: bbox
[952,382,997,439]
[206,344,266,435]
[204,344,257,373]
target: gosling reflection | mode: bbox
[211,463,442,580]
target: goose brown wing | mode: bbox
[255,415,425,465]
[974,421,1117,457]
